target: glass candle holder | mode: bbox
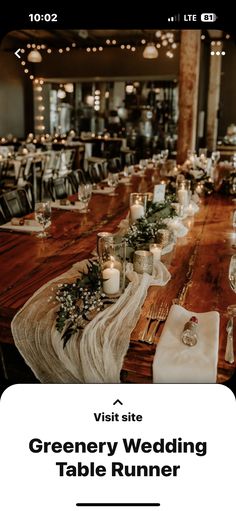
[96,232,113,257]
[99,237,126,297]
[177,181,189,207]
[133,250,153,275]
[129,193,148,223]
[149,243,162,265]
[157,228,170,248]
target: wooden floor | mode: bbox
[0,170,235,383]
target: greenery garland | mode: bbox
[55,199,176,344]
[124,199,175,251]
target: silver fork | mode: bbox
[147,302,169,344]
[140,303,159,342]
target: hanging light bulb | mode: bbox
[27,49,42,63]
[143,42,158,59]
[57,89,66,99]
[64,83,74,93]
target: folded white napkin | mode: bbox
[92,187,114,195]
[153,304,220,383]
[51,200,85,211]
[0,220,43,233]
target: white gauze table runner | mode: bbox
[11,260,170,384]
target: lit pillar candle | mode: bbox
[178,188,188,206]
[149,244,162,262]
[187,203,194,216]
[102,263,120,295]
[130,201,145,223]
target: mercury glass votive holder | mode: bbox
[133,250,153,275]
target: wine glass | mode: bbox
[160,149,169,162]
[211,151,220,165]
[232,211,236,248]
[228,255,236,295]
[78,183,92,212]
[107,172,119,195]
[35,201,51,238]
[123,165,133,184]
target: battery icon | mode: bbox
[201,13,217,22]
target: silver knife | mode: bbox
[225,318,234,364]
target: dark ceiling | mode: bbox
[0,29,222,51]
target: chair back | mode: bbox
[0,188,32,220]
[47,177,68,201]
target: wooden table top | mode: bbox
[0,170,235,383]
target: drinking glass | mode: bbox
[160,149,169,162]
[231,153,236,169]
[211,151,220,165]
[78,183,92,212]
[232,211,236,248]
[35,201,51,238]
[198,147,207,158]
[229,254,236,296]
[123,165,134,182]
[107,172,119,195]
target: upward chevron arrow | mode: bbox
[113,399,123,406]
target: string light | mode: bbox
[34,80,45,134]
[20,29,232,84]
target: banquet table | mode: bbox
[0,169,235,383]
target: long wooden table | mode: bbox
[0,170,235,383]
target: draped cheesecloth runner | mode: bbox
[11,259,170,383]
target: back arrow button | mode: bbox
[14,49,21,59]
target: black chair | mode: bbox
[87,163,102,184]
[124,151,135,166]
[0,204,6,225]
[107,157,122,173]
[68,169,88,193]
[0,188,33,221]
[47,177,68,201]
